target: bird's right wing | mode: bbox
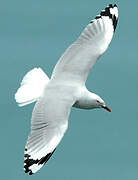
[51,4,118,84]
[24,87,75,175]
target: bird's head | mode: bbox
[93,94,111,112]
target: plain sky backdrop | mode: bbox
[1,0,138,180]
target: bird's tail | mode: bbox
[15,68,49,107]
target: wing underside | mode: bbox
[52,4,118,84]
[24,88,75,175]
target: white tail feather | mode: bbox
[15,68,49,107]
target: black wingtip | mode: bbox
[29,171,33,175]
[38,148,56,165]
[24,148,56,175]
[108,4,117,8]
[91,4,118,31]
[109,4,113,8]
[101,4,118,31]
[114,4,118,7]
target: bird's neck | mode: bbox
[73,88,97,109]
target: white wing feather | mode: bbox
[52,4,118,84]
[24,85,76,175]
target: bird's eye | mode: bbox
[96,100,100,103]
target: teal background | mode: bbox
[1,0,138,179]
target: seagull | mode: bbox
[15,4,118,175]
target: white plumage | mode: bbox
[15,4,118,175]
[15,68,49,106]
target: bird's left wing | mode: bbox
[24,88,75,175]
[52,4,118,84]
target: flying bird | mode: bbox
[15,4,118,175]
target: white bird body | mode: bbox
[15,4,118,175]
[44,80,103,110]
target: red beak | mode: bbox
[102,106,111,112]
